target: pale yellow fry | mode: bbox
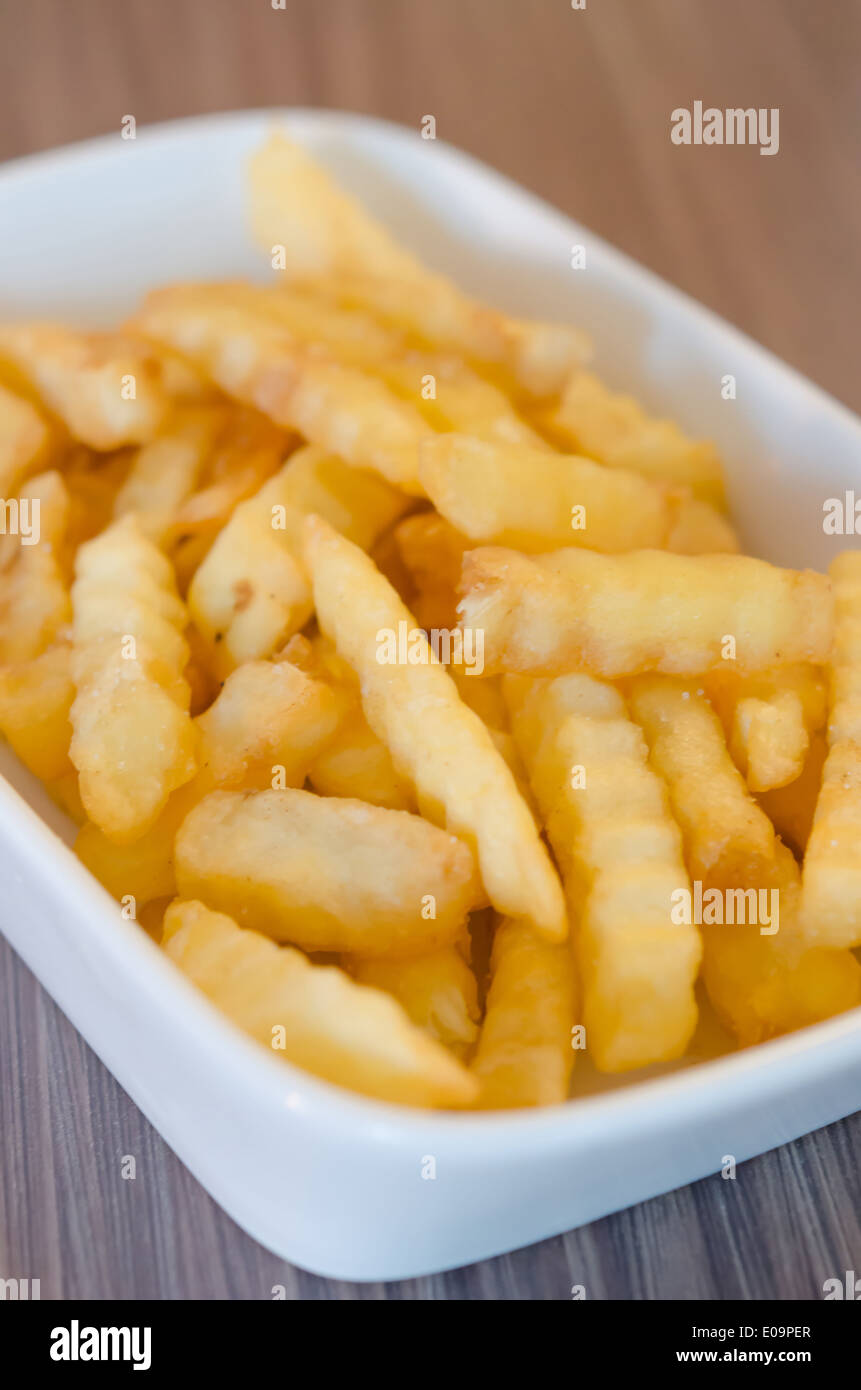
[175,787,481,956]
[248,133,591,397]
[188,444,410,675]
[704,664,827,792]
[0,323,167,449]
[458,547,833,678]
[471,917,577,1107]
[505,673,700,1072]
[0,641,74,781]
[542,370,726,508]
[701,841,861,1046]
[665,497,739,554]
[303,515,567,942]
[113,404,227,542]
[381,357,550,448]
[628,675,777,888]
[801,551,861,947]
[69,514,197,842]
[0,470,71,664]
[76,653,342,906]
[420,433,676,552]
[350,945,480,1057]
[0,383,57,496]
[163,899,478,1107]
[131,285,432,493]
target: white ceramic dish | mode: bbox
[1,110,860,1282]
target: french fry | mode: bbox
[76,652,343,905]
[704,664,827,792]
[627,675,777,888]
[248,133,591,398]
[112,405,227,542]
[175,787,481,956]
[0,641,75,781]
[0,470,71,664]
[0,383,59,497]
[470,917,577,1107]
[0,324,167,449]
[505,673,700,1071]
[800,552,861,947]
[394,511,467,632]
[418,433,734,555]
[131,284,433,493]
[700,841,861,1046]
[350,943,480,1057]
[303,515,567,942]
[69,514,197,842]
[757,732,827,856]
[381,357,549,448]
[188,444,410,674]
[541,370,726,508]
[163,899,478,1107]
[458,547,833,678]
[63,445,134,553]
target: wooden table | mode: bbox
[1,0,859,1299]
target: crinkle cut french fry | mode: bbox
[112,404,227,542]
[458,547,833,678]
[175,787,481,956]
[69,514,197,842]
[0,323,168,449]
[350,944,480,1057]
[541,370,726,509]
[0,641,74,781]
[131,284,433,493]
[470,917,577,1107]
[381,358,550,449]
[700,841,861,1046]
[801,552,861,947]
[76,653,343,905]
[188,444,410,675]
[505,673,700,1072]
[248,133,591,398]
[757,732,827,857]
[394,512,468,632]
[704,664,827,792]
[0,470,72,664]
[627,675,777,888]
[303,515,567,942]
[163,899,478,1107]
[420,433,695,554]
[0,383,58,496]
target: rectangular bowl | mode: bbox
[1,109,860,1282]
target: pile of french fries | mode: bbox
[1,133,859,1110]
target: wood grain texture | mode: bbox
[1,0,860,1300]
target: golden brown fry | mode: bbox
[304,515,567,941]
[0,324,167,449]
[0,383,59,497]
[163,899,478,1107]
[627,675,777,888]
[801,551,861,947]
[77,652,343,905]
[394,511,467,632]
[112,404,227,542]
[188,445,410,675]
[471,917,577,1107]
[0,641,74,781]
[704,664,827,792]
[69,514,197,842]
[458,547,833,678]
[248,133,591,397]
[757,732,827,857]
[131,284,433,493]
[541,370,726,508]
[175,787,481,956]
[506,673,700,1071]
[350,944,480,1057]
